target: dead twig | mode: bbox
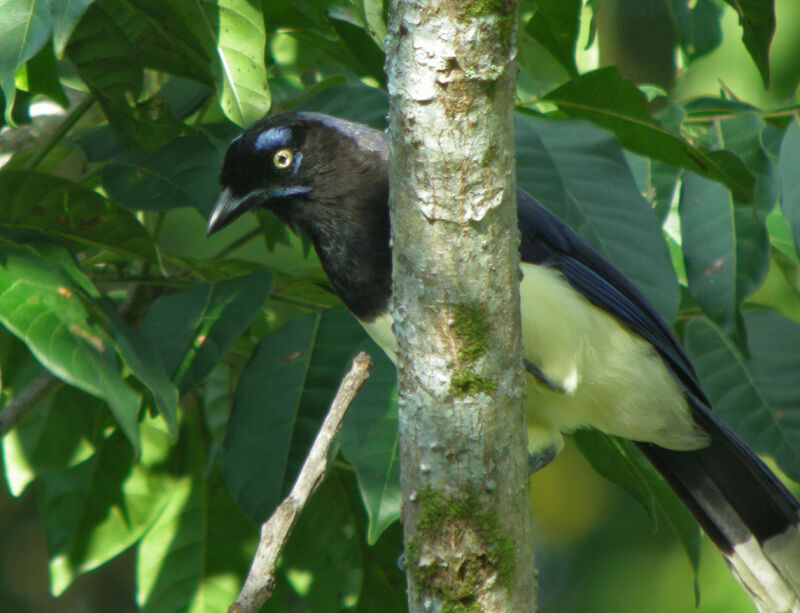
[228,351,373,613]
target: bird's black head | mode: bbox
[207,112,393,320]
[206,112,389,236]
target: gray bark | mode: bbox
[385,1,536,611]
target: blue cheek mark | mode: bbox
[291,151,302,175]
[269,185,311,198]
[255,126,291,151]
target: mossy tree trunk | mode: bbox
[385,1,536,611]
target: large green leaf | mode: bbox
[15,38,69,108]
[139,268,273,394]
[222,307,368,523]
[679,173,769,337]
[719,112,779,216]
[211,0,271,126]
[0,242,141,447]
[66,3,181,151]
[102,133,225,216]
[46,0,95,54]
[281,474,363,612]
[516,114,679,321]
[40,423,173,595]
[671,0,723,62]
[685,312,800,483]
[779,120,800,254]
[102,0,211,84]
[572,430,701,576]
[541,67,755,202]
[2,386,107,495]
[525,0,580,78]
[0,0,52,123]
[339,337,400,544]
[94,301,180,438]
[721,0,774,88]
[136,475,254,613]
[0,170,158,263]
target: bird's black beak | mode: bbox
[206,188,254,237]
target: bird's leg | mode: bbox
[527,446,557,475]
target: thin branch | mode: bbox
[228,352,373,613]
[211,228,262,260]
[24,94,96,171]
[0,371,62,436]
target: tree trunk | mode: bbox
[385,1,536,611]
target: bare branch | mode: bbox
[228,351,373,613]
[0,371,61,436]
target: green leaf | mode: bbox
[354,522,406,613]
[339,337,400,544]
[0,0,52,124]
[329,15,386,86]
[102,133,225,216]
[779,120,800,254]
[572,430,701,574]
[0,170,159,263]
[671,0,723,62]
[2,386,107,495]
[525,0,580,78]
[685,313,800,483]
[541,67,756,202]
[679,173,769,337]
[40,424,173,595]
[138,268,273,394]
[66,3,181,151]
[282,474,363,612]
[293,82,388,127]
[204,0,271,126]
[0,242,141,448]
[15,38,69,108]
[719,112,779,216]
[136,475,254,613]
[516,114,679,322]
[102,0,212,84]
[95,303,180,438]
[222,307,368,523]
[721,0,774,88]
[46,0,95,55]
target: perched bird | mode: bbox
[207,111,800,611]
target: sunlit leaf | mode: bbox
[41,424,173,595]
[0,242,141,447]
[721,0,774,87]
[541,67,755,202]
[0,0,51,123]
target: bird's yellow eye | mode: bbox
[273,148,294,169]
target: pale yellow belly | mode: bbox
[360,263,709,455]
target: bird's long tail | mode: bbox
[637,409,800,613]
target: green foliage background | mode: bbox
[0,0,799,611]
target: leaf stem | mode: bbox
[25,94,96,171]
[210,228,262,259]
